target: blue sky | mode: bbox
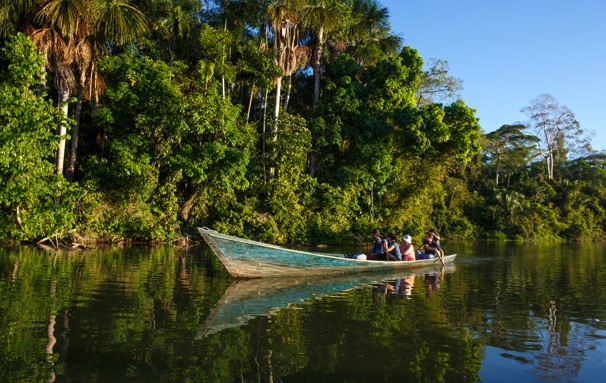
[382,0,606,152]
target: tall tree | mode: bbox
[521,94,586,180]
[301,0,340,111]
[28,0,147,179]
[266,0,307,121]
[484,124,538,185]
[0,33,67,238]
[416,58,462,107]
[347,0,401,64]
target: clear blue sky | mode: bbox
[382,0,606,152]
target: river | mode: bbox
[1,240,605,382]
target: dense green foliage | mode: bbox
[0,1,604,244]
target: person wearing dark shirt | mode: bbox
[384,232,402,261]
[367,228,384,260]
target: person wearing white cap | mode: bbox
[399,234,416,261]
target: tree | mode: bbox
[484,124,538,185]
[493,190,524,231]
[300,0,341,110]
[0,34,74,239]
[347,0,401,64]
[266,0,307,121]
[7,0,147,179]
[416,58,462,107]
[521,94,586,180]
[0,0,37,38]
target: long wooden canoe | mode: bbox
[198,228,456,278]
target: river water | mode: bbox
[1,240,605,382]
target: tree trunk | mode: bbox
[15,204,22,226]
[283,76,292,112]
[56,82,70,177]
[370,181,374,224]
[262,87,269,183]
[273,76,282,122]
[181,192,197,221]
[65,83,84,182]
[495,156,500,185]
[307,151,316,177]
[221,17,227,99]
[313,26,324,111]
[270,77,282,179]
[246,84,255,124]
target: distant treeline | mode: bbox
[1,1,604,245]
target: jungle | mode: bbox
[1,0,604,245]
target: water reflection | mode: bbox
[0,242,605,382]
[200,265,452,338]
[371,270,445,305]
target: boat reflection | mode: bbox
[198,263,455,338]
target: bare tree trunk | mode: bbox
[495,157,500,185]
[273,77,282,122]
[66,83,84,182]
[181,192,197,221]
[262,87,269,183]
[221,17,227,99]
[313,26,324,111]
[283,76,292,112]
[307,150,316,177]
[269,78,282,179]
[370,181,374,223]
[246,84,255,124]
[15,204,22,226]
[56,82,70,177]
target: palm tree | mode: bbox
[300,0,340,111]
[348,0,401,64]
[65,0,147,180]
[31,0,83,177]
[494,190,524,230]
[0,0,39,37]
[266,0,307,121]
[24,0,147,179]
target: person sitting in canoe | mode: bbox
[399,234,416,261]
[417,231,442,259]
[428,228,445,259]
[384,232,402,261]
[366,228,384,260]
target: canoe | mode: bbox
[197,267,454,338]
[198,228,456,278]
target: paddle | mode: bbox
[436,249,445,266]
[428,230,445,265]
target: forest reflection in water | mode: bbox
[0,241,605,382]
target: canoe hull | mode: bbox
[198,228,456,278]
